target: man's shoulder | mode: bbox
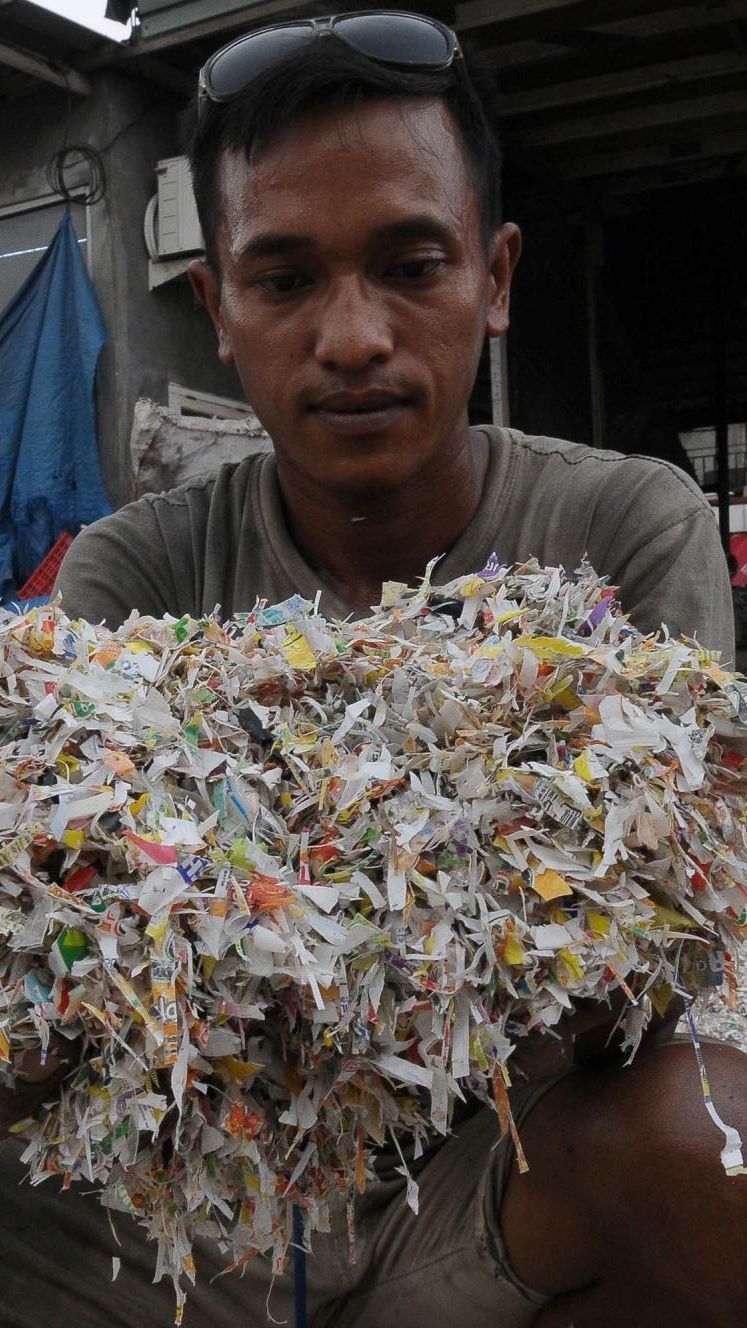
[55,452,270,624]
[67,453,268,559]
[115,451,268,528]
[492,424,695,486]
[485,425,707,519]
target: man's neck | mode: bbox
[276,427,490,610]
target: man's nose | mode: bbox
[313,277,394,369]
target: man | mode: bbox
[56,15,731,653]
[3,12,745,1327]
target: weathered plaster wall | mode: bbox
[0,70,244,508]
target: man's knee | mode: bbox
[559,1041,747,1324]
[597,1039,747,1185]
[501,1040,747,1312]
[618,1041,747,1290]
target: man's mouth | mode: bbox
[309,392,412,436]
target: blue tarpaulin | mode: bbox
[0,210,111,601]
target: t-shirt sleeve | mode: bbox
[54,500,179,628]
[591,459,735,664]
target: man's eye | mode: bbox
[387,258,444,280]
[254,273,312,294]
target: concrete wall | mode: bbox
[0,69,244,507]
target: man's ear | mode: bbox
[188,260,234,365]
[486,223,522,340]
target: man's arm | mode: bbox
[594,458,734,662]
[55,499,180,628]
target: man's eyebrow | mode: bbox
[235,217,454,263]
[370,217,455,246]
[235,233,313,262]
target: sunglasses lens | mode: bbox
[337,14,452,65]
[202,14,456,111]
[207,25,314,99]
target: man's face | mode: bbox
[191,97,519,498]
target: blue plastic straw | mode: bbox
[292,1204,307,1328]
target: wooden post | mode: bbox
[715,253,731,556]
[490,336,510,427]
[584,220,605,448]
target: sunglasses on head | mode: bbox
[197,10,462,121]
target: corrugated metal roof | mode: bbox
[105,1,747,186]
[136,0,275,43]
[0,0,117,101]
[468,0,747,187]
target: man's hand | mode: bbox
[0,1037,73,1138]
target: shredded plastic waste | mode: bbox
[0,556,745,1318]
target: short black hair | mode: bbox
[184,27,502,271]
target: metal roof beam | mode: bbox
[455,0,695,35]
[484,39,575,69]
[0,38,90,94]
[589,0,747,38]
[496,50,747,117]
[457,0,589,24]
[132,0,304,52]
[592,159,747,200]
[553,127,747,178]
[514,88,747,147]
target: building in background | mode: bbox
[0,0,247,515]
[1,1,746,549]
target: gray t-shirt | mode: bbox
[56,425,734,660]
